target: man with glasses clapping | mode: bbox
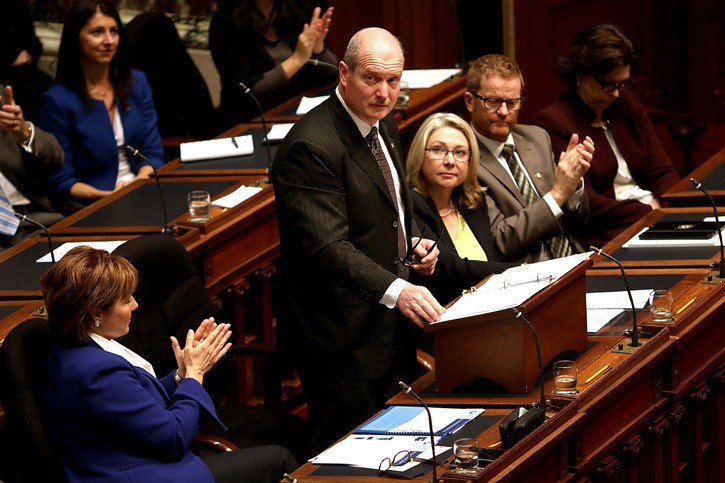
[464,54,594,263]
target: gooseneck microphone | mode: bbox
[591,246,640,350]
[306,58,339,72]
[398,381,438,483]
[14,213,55,263]
[126,146,174,236]
[690,177,725,278]
[497,309,546,448]
[239,82,272,174]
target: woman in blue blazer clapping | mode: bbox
[39,0,165,204]
[40,246,297,482]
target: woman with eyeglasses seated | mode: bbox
[40,246,298,482]
[534,23,680,248]
[406,113,516,305]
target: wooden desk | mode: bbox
[0,301,44,344]
[662,146,725,207]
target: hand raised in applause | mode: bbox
[0,85,31,143]
[397,284,446,328]
[294,6,333,60]
[170,318,232,384]
[550,133,594,206]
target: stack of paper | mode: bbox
[180,135,254,162]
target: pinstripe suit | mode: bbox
[271,93,420,450]
[476,124,589,263]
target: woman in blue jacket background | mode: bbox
[39,0,164,204]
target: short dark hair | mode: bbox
[41,246,138,346]
[557,23,640,90]
[56,0,132,109]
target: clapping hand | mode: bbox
[171,317,232,384]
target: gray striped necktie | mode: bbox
[367,127,408,278]
[501,144,573,258]
[0,187,20,236]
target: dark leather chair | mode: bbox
[112,234,311,461]
[0,317,66,483]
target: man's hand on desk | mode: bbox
[397,285,445,328]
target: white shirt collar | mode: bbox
[473,127,515,158]
[88,332,156,377]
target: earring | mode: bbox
[94,319,101,328]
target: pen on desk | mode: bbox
[231,136,238,149]
[487,441,502,449]
[584,364,611,384]
[676,297,696,315]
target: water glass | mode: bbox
[553,360,578,395]
[188,190,211,222]
[649,289,674,323]
[453,437,479,474]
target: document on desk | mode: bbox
[354,406,483,436]
[310,434,445,470]
[401,68,462,88]
[179,135,254,162]
[212,185,263,209]
[296,95,329,115]
[36,240,127,263]
[585,289,651,332]
[435,252,592,323]
[624,219,724,248]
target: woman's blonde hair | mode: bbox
[405,112,483,210]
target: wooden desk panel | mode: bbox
[662,146,725,207]
[0,301,43,344]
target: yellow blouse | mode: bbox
[451,211,488,261]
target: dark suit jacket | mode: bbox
[476,124,589,263]
[271,94,418,380]
[44,341,223,482]
[0,126,63,211]
[410,191,514,304]
[534,91,680,247]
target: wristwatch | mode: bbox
[174,369,183,385]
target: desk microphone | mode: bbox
[398,381,438,483]
[13,213,55,263]
[498,308,546,448]
[238,82,272,174]
[306,58,339,72]
[690,177,725,279]
[591,246,641,351]
[125,146,174,236]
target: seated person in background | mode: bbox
[0,85,64,249]
[465,54,594,263]
[535,23,680,248]
[38,0,165,206]
[0,0,54,121]
[210,0,338,129]
[41,246,298,483]
[406,112,516,304]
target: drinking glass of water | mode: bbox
[453,438,480,474]
[188,190,211,222]
[553,360,578,395]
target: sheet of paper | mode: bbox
[266,123,294,141]
[401,69,462,89]
[586,308,625,332]
[310,434,441,470]
[356,407,483,435]
[180,135,254,162]
[296,95,329,115]
[37,240,127,263]
[212,185,263,209]
[586,289,651,309]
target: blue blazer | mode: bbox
[44,340,223,482]
[39,70,165,196]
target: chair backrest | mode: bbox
[0,317,67,482]
[125,11,218,140]
[112,234,226,401]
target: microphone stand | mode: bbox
[239,82,272,179]
[14,213,55,263]
[398,381,438,483]
[591,246,641,352]
[126,146,174,236]
[690,177,725,280]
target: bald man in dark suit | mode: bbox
[271,27,444,451]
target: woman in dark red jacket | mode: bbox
[535,23,680,248]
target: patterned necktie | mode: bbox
[0,187,20,237]
[367,126,408,278]
[501,144,573,258]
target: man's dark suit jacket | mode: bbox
[271,94,418,380]
[411,191,514,304]
[476,124,589,263]
[0,127,63,212]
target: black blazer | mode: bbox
[411,191,515,304]
[271,94,419,380]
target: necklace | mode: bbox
[439,200,455,217]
